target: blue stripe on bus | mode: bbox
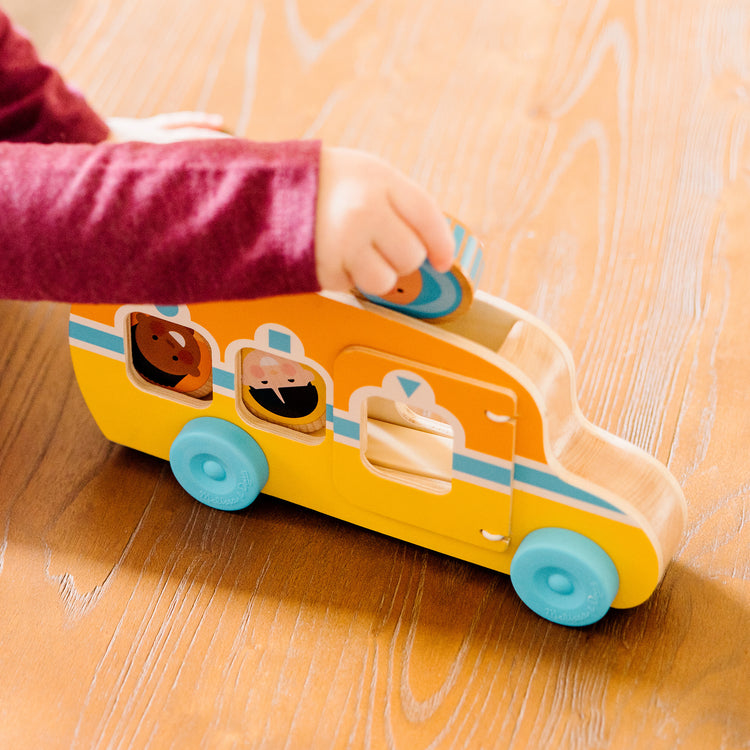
[513,463,622,513]
[331,418,618,511]
[212,368,234,391]
[334,416,360,441]
[69,321,124,355]
[452,453,511,488]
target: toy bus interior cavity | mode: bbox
[69,218,687,627]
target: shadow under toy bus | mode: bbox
[68,220,686,627]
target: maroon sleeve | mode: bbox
[0,10,109,143]
[0,138,322,303]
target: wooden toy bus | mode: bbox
[68,220,686,627]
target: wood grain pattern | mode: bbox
[1,1,748,748]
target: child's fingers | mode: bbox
[166,127,232,141]
[152,111,226,131]
[387,177,455,272]
[106,114,231,143]
[373,215,427,277]
[346,244,399,296]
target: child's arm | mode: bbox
[0,10,108,144]
[0,138,321,304]
[0,137,452,304]
[109,120,454,296]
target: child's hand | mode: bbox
[106,112,231,143]
[315,147,455,296]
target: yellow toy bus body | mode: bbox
[69,274,686,627]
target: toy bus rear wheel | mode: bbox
[509,528,619,627]
[169,417,269,512]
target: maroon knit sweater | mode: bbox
[0,10,321,303]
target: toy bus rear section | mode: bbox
[68,224,686,627]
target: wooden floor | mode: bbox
[1,1,748,748]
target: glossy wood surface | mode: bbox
[1,1,748,747]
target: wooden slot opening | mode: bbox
[362,396,454,493]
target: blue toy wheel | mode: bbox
[169,417,269,512]
[510,528,619,627]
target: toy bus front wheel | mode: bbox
[510,528,619,627]
[169,417,269,512]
